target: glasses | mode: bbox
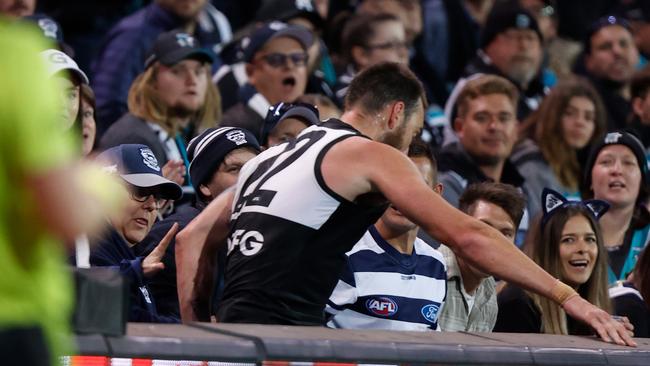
[365,41,409,51]
[264,102,320,126]
[257,52,309,68]
[128,186,167,209]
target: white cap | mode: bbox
[40,49,89,84]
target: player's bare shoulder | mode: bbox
[320,137,398,201]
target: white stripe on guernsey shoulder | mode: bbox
[213,63,232,83]
[235,126,354,228]
[329,309,436,331]
[413,239,446,268]
[205,3,233,43]
[232,63,248,86]
[354,272,446,301]
[327,279,358,311]
[248,93,271,118]
[347,231,385,256]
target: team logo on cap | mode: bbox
[516,13,531,29]
[38,19,59,39]
[176,33,195,47]
[140,148,161,171]
[226,130,248,146]
[48,50,71,65]
[604,132,623,144]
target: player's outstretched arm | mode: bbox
[176,188,234,322]
[322,138,635,346]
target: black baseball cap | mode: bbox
[97,144,182,201]
[255,0,324,30]
[241,21,313,62]
[261,102,320,145]
[480,4,542,49]
[144,30,214,69]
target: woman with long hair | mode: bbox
[495,188,612,334]
[513,78,606,199]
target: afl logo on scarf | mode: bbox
[366,297,398,317]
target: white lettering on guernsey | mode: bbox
[228,229,264,256]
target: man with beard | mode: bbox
[219,21,312,141]
[437,74,537,242]
[173,63,634,348]
[99,30,220,187]
[92,0,232,137]
[462,3,545,120]
[579,16,640,132]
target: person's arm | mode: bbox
[321,137,635,346]
[176,188,235,322]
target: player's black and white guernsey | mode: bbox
[217,119,388,325]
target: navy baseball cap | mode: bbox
[241,21,313,62]
[97,144,183,201]
[261,102,320,145]
[144,31,214,69]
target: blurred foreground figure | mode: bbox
[0,22,124,365]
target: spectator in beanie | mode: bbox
[581,131,650,284]
[135,128,260,320]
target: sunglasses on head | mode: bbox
[257,52,309,68]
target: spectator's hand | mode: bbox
[163,160,185,186]
[562,296,637,346]
[142,222,179,278]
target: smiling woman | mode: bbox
[494,189,612,335]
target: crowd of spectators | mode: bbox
[2,0,650,362]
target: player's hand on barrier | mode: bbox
[562,295,637,346]
[162,160,186,186]
[143,222,179,278]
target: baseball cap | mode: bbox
[241,21,313,62]
[187,127,261,192]
[261,102,320,145]
[23,14,64,43]
[144,31,214,69]
[480,4,542,49]
[40,49,89,84]
[97,144,183,201]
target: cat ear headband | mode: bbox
[541,188,610,227]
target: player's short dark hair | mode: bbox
[407,137,437,183]
[459,182,526,228]
[344,62,426,121]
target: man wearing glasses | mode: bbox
[89,144,183,323]
[220,21,312,141]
